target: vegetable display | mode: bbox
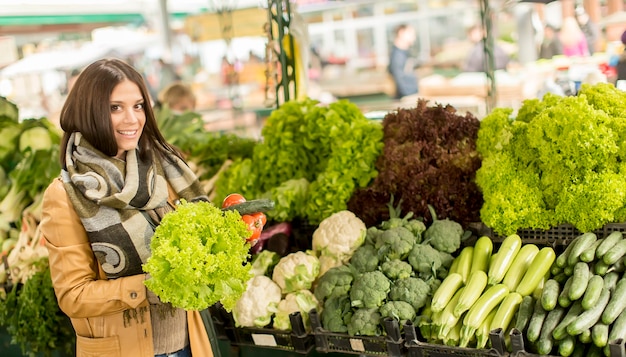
[215,98,383,224]
[476,83,626,235]
[348,99,483,227]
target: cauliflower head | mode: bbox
[318,254,343,277]
[273,289,319,331]
[349,270,390,309]
[232,275,282,328]
[272,251,320,294]
[312,210,366,263]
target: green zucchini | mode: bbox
[603,238,626,265]
[582,275,604,310]
[567,232,597,266]
[221,199,275,215]
[567,287,610,336]
[596,231,623,259]
[602,278,626,325]
[541,279,560,311]
[592,322,609,348]
[568,262,590,301]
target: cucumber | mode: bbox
[568,262,590,301]
[603,271,619,292]
[556,239,576,268]
[567,287,611,336]
[602,278,626,325]
[596,231,623,259]
[552,301,583,341]
[594,260,610,276]
[582,275,604,310]
[526,298,547,343]
[221,199,275,215]
[558,276,574,308]
[606,307,626,354]
[592,322,609,348]
[567,232,597,266]
[536,306,566,355]
[551,264,563,276]
[603,238,626,265]
[515,295,535,332]
[558,335,576,357]
[553,272,569,285]
[564,265,574,276]
[581,238,603,263]
[578,328,592,344]
[588,344,604,357]
[541,279,560,311]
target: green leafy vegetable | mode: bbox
[143,200,252,311]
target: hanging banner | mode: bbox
[184,7,267,42]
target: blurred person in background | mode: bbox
[463,24,510,72]
[575,7,600,55]
[39,58,213,357]
[388,24,419,99]
[559,17,589,57]
[155,81,197,114]
[539,24,563,59]
[616,30,626,83]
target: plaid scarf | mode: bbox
[62,132,207,279]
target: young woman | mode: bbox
[39,58,213,357]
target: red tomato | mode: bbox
[251,212,267,227]
[242,214,262,242]
[222,193,246,208]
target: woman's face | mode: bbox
[110,79,146,159]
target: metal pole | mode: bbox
[480,0,496,113]
[158,0,173,62]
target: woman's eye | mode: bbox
[110,105,121,111]
[134,103,144,110]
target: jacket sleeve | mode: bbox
[40,179,148,318]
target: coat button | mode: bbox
[130,291,138,299]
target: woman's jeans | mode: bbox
[155,345,191,357]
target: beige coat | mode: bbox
[40,178,214,357]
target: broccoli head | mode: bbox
[314,265,354,303]
[404,219,427,241]
[438,251,455,270]
[349,244,380,273]
[348,308,382,336]
[389,277,431,311]
[379,301,416,324]
[350,271,390,308]
[408,243,442,279]
[321,294,353,333]
[375,226,417,260]
[380,259,413,280]
[423,218,463,254]
[365,226,382,246]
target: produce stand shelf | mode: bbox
[469,222,626,247]
[309,309,404,356]
[508,328,626,357]
[403,321,507,357]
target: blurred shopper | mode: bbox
[575,7,600,55]
[463,24,510,72]
[156,81,197,114]
[39,58,213,357]
[539,24,563,59]
[616,31,626,83]
[559,17,589,57]
[388,24,419,99]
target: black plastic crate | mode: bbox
[509,328,626,357]
[309,308,404,356]
[403,320,508,357]
[468,222,626,247]
[209,304,315,354]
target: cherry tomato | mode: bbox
[251,212,267,227]
[242,214,262,242]
[222,193,246,208]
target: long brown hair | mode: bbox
[59,58,183,168]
